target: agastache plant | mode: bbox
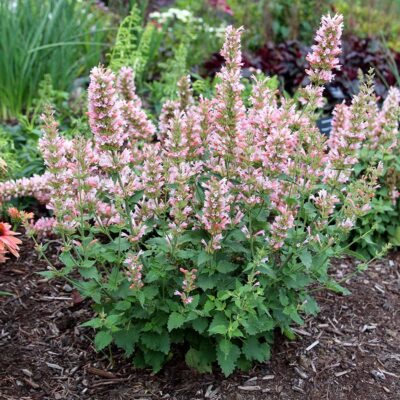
[18,15,398,376]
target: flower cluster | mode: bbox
[175,267,197,304]
[124,251,144,289]
[33,16,383,269]
[149,8,226,38]
[306,14,343,84]
[21,15,399,376]
[0,174,51,204]
[28,217,57,239]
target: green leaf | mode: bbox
[185,348,212,373]
[283,305,304,325]
[79,281,102,303]
[301,295,320,315]
[283,327,296,340]
[242,337,270,362]
[106,268,122,291]
[217,339,241,377]
[37,270,57,279]
[167,312,185,331]
[59,252,76,269]
[208,313,229,335]
[176,249,197,259]
[197,251,213,266]
[114,328,139,356]
[326,281,351,296]
[279,289,289,306]
[81,259,96,269]
[143,349,166,373]
[197,274,218,290]
[217,260,238,274]
[80,318,103,328]
[94,331,113,351]
[79,266,100,280]
[299,249,312,269]
[147,237,169,252]
[115,300,131,311]
[192,317,209,333]
[286,273,312,289]
[141,332,170,354]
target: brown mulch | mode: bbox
[0,238,399,400]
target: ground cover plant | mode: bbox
[18,13,400,377]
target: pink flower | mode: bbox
[175,268,197,305]
[306,14,343,84]
[125,251,144,289]
[88,66,125,149]
[200,178,233,240]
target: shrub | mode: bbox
[25,15,392,376]
[347,75,400,257]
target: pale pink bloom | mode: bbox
[125,251,144,289]
[305,14,343,84]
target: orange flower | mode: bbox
[7,207,21,219]
[7,208,34,222]
[0,222,22,258]
[21,211,34,221]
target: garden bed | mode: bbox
[0,237,399,400]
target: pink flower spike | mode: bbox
[306,14,343,85]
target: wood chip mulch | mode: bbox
[0,238,399,400]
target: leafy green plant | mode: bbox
[109,3,161,82]
[30,16,387,376]
[0,0,112,121]
[343,72,400,258]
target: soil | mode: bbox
[0,237,399,400]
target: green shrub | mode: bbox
[32,17,386,376]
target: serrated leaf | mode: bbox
[192,317,209,333]
[80,318,103,328]
[114,328,139,356]
[141,332,170,354]
[59,252,76,268]
[79,266,100,280]
[242,337,270,362]
[94,331,113,351]
[185,348,212,373]
[115,300,131,311]
[143,349,166,373]
[302,295,320,315]
[326,281,351,296]
[197,274,218,290]
[167,312,185,331]
[283,305,304,325]
[208,313,229,335]
[106,268,122,291]
[217,260,238,274]
[217,339,241,377]
[37,270,57,279]
[299,249,312,269]
[197,251,213,266]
